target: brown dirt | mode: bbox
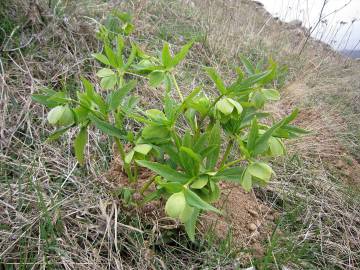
[203,183,276,258]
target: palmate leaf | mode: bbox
[136,160,190,184]
[89,114,124,139]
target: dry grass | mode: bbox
[0,0,236,269]
[190,0,360,269]
[1,0,360,269]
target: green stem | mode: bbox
[219,139,234,168]
[114,137,134,182]
[171,73,184,102]
[221,157,245,170]
[140,176,156,195]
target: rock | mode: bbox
[266,214,274,221]
[247,209,259,217]
[248,223,257,231]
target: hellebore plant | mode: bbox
[32,12,307,241]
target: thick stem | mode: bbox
[219,139,234,168]
[114,137,134,182]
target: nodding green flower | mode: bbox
[165,191,194,223]
[47,105,74,126]
[165,192,186,218]
[215,97,243,122]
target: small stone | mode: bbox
[255,220,261,227]
[248,223,257,231]
[247,209,259,217]
[266,215,275,221]
[132,192,142,201]
[252,231,260,238]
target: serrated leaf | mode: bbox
[171,42,193,67]
[134,144,152,155]
[142,125,170,141]
[159,182,183,193]
[89,114,124,139]
[248,162,273,182]
[92,53,110,65]
[145,109,167,122]
[180,146,202,163]
[162,42,172,68]
[104,44,118,67]
[214,166,245,182]
[74,126,88,165]
[184,207,199,242]
[241,169,252,192]
[205,67,227,94]
[227,70,272,94]
[253,109,298,155]
[262,89,280,101]
[81,78,107,114]
[125,150,135,164]
[108,80,137,110]
[136,160,189,184]
[184,189,221,214]
[96,68,115,78]
[47,125,72,141]
[269,137,285,156]
[239,54,255,75]
[190,176,208,189]
[247,117,259,151]
[149,71,165,87]
[124,43,137,69]
[206,121,221,170]
[100,75,117,90]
